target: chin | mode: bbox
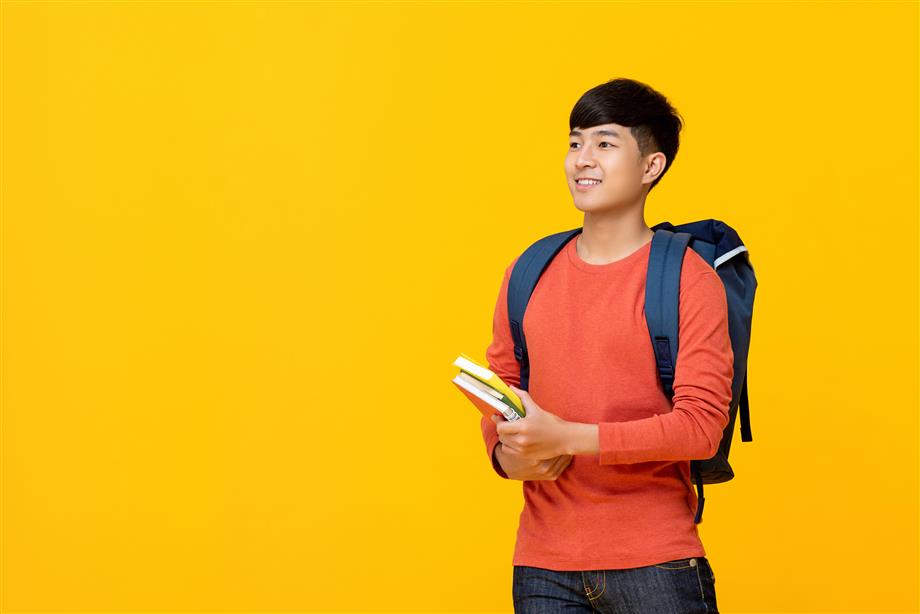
[571,193,622,214]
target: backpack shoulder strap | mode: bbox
[645,228,702,523]
[644,228,693,399]
[508,227,583,391]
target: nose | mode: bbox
[575,147,596,168]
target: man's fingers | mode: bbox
[542,455,565,478]
[547,454,573,478]
[502,442,522,455]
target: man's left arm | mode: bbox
[569,270,735,463]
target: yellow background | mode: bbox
[2,1,917,612]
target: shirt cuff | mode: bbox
[486,434,509,479]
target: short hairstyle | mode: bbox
[569,78,684,192]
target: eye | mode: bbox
[569,142,615,149]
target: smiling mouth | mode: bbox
[575,178,602,190]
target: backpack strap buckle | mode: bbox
[653,336,675,379]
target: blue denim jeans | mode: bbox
[512,556,719,613]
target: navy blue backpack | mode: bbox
[507,219,757,524]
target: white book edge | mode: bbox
[452,355,495,382]
[456,371,504,400]
[452,373,522,421]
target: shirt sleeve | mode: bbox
[480,257,522,479]
[598,269,734,464]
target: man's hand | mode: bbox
[494,443,573,481]
[491,385,574,460]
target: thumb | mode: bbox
[510,385,533,405]
[510,384,527,397]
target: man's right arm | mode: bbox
[480,256,522,479]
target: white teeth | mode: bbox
[577,179,601,185]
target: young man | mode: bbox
[481,78,732,613]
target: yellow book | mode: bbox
[452,352,525,417]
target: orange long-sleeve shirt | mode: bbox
[481,233,734,571]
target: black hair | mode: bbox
[569,78,684,192]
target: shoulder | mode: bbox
[503,254,522,279]
[504,228,574,275]
[679,248,724,299]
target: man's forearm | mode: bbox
[565,421,600,456]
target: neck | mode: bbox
[576,199,654,265]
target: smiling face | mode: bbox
[565,122,665,212]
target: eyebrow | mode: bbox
[569,128,621,139]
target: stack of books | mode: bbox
[451,353,525,421]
